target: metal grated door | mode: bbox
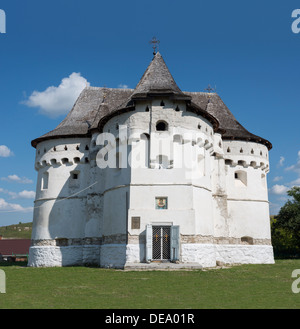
[152,226,171,260]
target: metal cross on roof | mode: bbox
[149,37,160,55]
[204,84,215,93]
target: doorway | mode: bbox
[152,226,171,261]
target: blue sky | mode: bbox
[0,0,299,225]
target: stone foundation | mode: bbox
[28,237,274,268]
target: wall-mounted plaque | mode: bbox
[131,217,140,229]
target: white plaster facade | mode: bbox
[28,53,274,268]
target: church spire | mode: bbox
[131,52,191,101]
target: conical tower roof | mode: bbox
[131,52,191,100]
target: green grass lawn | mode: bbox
[0,259,299,309]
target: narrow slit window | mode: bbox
[42,172,49,190]
[69,171,80,188]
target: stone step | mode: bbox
[124,262,203,271]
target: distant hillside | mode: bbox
[0,222,32,239]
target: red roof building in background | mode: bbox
[0,238,31,260]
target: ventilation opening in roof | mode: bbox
[156,121,168,131]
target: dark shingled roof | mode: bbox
[185,92,272,149]
[31,53,272,150]
[131,52,191,101]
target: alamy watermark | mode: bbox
[0,270,5,293]
[292,269,300,294]
[94,126,210,180]
[0,9,6,34]
[292,9,300,34]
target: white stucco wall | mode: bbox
[29,98,274,268]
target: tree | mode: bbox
[271,187,300,258]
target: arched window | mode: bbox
[156,121,168,131]
[50,159,57,165]
[141,133,150,168]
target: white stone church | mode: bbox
[28,52,274,268]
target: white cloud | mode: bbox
[23,72,90,118]
[273,176,283,182]
[17,190,36,199]
[289,177,300,187]
[285,150,300,174]
[269,184,289,195]
[285,162,300,174]
[277,156,285,167]
[1,175,33,184]
[0,198,33,213]
[0,188,35,199]
[0,145,13,157]
[118,84,129,89]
